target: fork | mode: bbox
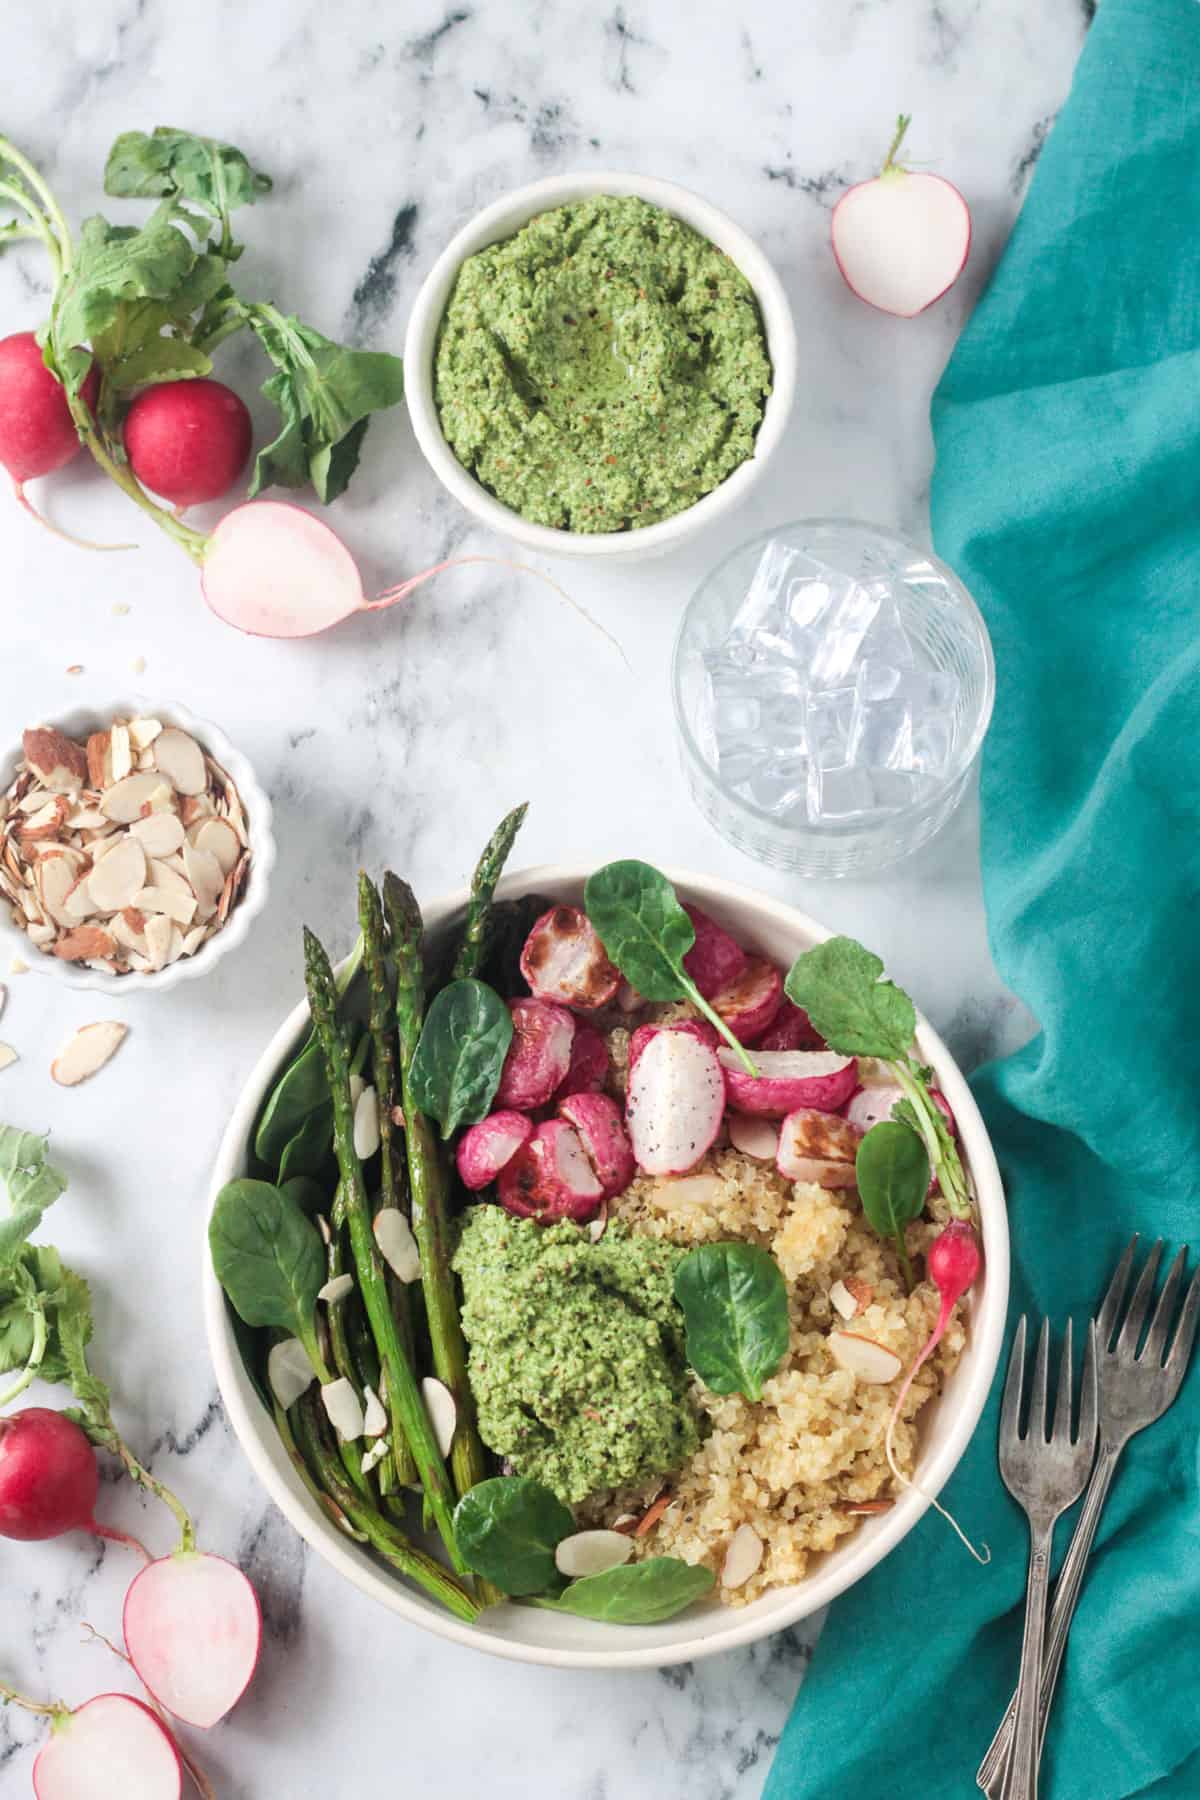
[994,1317,1098,1800]
[979,1240,1200,1795]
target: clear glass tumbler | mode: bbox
[671,518,995,878]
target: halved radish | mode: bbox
[681,904,747,1000]
[626,1028,725,1177]
[123,1551,261,1729]
[756,998,824,1053]
[708,957,783,1045]
[727,1114,780,1163]
[627,1017,719,1075]
[519,905,620,1010]
[558,1091,636,1199]
[495,998,575,1110]
[719,1048,857,1118]
[831,115,971,318]
[550,1022,609,1103]
[33,1694,182,1800]
[844,1082,906,1135]
[496,1119,604,1223]
[456,1110,533,1191]
[778,1109,862,1187]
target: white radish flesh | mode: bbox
[831,118,970,318]
[32,1693,182,1800]
[554,1529,634,1579]
[497,1120,604,1223]
[495,998,575,1110]
[844,1083,907,1135]
[626,1028,725,1176]
[719,1047,858,1118]
[267,1337,315,1411]
[557,1091,636,1199]
[455,1109,533,1191]
[518,905,620,1010]
[708,956,784,1046]
[123,1551,262,1728]
[201,502,368,638]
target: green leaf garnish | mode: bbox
[673,1243,789,1403]
[408,978,514,1140]
[454,1476,574,1597]
[208,1178,325,1350]
[784,937,916,1062]
[532,1557,715,1624]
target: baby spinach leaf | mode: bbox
[0,1126,67,1264]
[280,1175,328,1218]
[534,1558,715,1624]
[277,1109,334,1184]
[256,1039,335,1168]
[674,1243,789,1403]
[784,937,915,1062]
[104,128,270,259]
[208,1178,324,1342]
[855,1120,929,1283]
[50,209,201,393]
[584,861,756,1074]
[409,978,513,1139]
[454,1477,574,1596]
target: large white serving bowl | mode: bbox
[203,864,1007,1669]
[403,171,797,560]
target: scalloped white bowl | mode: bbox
[203,864,1007,1668]
[0,700,275,994]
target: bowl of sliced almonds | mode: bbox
[0,701,274,992]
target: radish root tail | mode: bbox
[89,1519,152,1563]
[886,1341,990,1565]
[12,479,136,553]
[81,1622,216,1800]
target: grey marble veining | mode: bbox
[0,2,1077,1793]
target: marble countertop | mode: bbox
[0,3,1084,1794]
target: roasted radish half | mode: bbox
[777,1109,863,1187]
[708,957,784,1045]
[681,904,747,1000]
[720,1048,857,1119]
[558,1091,636,1199]
[456,1110,534,1191]
[626,1027,725,1177]
[495,998,575,1110]
[497,1119,605,1223]
[519,905,620,1010]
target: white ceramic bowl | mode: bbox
[203,864,1007,1669]
[404,172,798,559]
[0,701,275,994]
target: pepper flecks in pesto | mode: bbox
[452,1206,701,1505]
[433,195,773,532]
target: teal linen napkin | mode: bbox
[765,2,1200,1794]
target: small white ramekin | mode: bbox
[0,700,275,995]
[404,171,797,560]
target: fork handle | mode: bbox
[978,1445,1121,1795]
[1002,1520,1055,1800]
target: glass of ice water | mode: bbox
[671,518,994,877]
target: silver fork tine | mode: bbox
[1030,1318,1051,1439]
[1115,1239,1163,1359]
[1051,1319,1074,1442]
[1078,1321,1098,1449]
[1165,1266,1200,1385]
[1097,1235,1138,1348]
[1140,1247,1188,1366]
[1001,1315,1028,1438]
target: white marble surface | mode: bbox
[0,3,1084,1794]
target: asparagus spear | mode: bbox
[317,1208,373,1501]
[292,1392,481,1623]
[303,926,463,1570]
[273,1394,367,1543]
[451,801,528,981]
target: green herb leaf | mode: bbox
[533,1557,715,1624]
[855,1120,929,1243]
[277,1108,334,1184]
[104,128,271,261]
[673,1243,789,1403]
[784,936,916,1061]
[256,1038,336,1168]
[454,1476,574,1597]
[0,1126,67,1264]
[279,1175,328,1218]
[408,978,513,1139]
[51,209,202,394]
[208,1178,325,1339]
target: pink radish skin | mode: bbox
[0,1408,99,1541]
[681,904,747,1000]
[123,1550,262,1729]
[123,378,252,508]
[558,1092,636,1199]
[627,1018,719,1076]
[777,1109,863,1186]
[719,1048,858,1119]
[33,1694,182,1800]
[844,1082,907,1135]
[756,998,824,1053]
[550,1022,609,1104]
[930,1088,957,1135]
[708,957,784,1045]
[497,1120,604,1223]
[831,117,971,318]
[884,1220,987,1561]
[519,905,620,1011]
[727,1114,780,1162]
[0,332,99,482]
[626,1028,725,1177]
[496,998,576,1110]
[455,1111,533,1191]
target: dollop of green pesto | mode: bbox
[453,1206,701,1505]
[434,195,773,533]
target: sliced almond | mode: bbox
[86,731,112,790]
[845,1277,874,1311]
[728,1114,780,1162]
[8,958,28,975]
[320,1378,365,1443]
[830,1279,859,1322]
[353,1085,381,1159]
[361,1385,388,1438]
[421,1377,457,1458]
[37,855,83,928]
[130,813,185,858]
[143,913,174,971]
[111,912,148,956]
[109,722,132,783]
[193,817,240,874]
[267,1338,315,1411]
[721,1523,764,1590]
[22,727,88,793]
[182,842,224,916]
[147,858,192,899]
[180,924,209,957]
[838,1498,894,1516]
[373,1207,421,1282]
[100,772,169,823]
[18,796,69,843]
[0,1044,16,1073]
[54,925,117,963]
[87,837,147,913]
[318,1273,355,1305]
[164,924,186,965]
[127,717,162,752]
[63,874,101,922]
[555,1530,634,1580]
[134,885,196,928]
[153,727,207,795]
[26,921,56,947]
[827,1331,903,1384]
[179,793,215,828]
[650,1173,724,1212]
[65,806,108,832]
[51,1021,128,1085]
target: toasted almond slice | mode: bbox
[0,1043,16,1072]
[127,717,162,752]
[18,888,43,923]
[611,1514,640,1536]
[845,1277,875,1311]
[17,789,52,813]
[165,924,186,965]
[51,1020,128,1086]
[421,1377,457,1458]
[153,727,207,795]
[193,817,240,874]
[267,1338,315,1411]
[88,732,114,790]
[143,913,174,970]
[147,858,192,899]
[134,885,197,928]
[830,1279,859,1322]
[721,1523,764,1590]
[838,1499,894,1516]
[22,727,88,793]
[26,920,57,946]
[63,873,101,922]
[182,843,224,915]
[130,813,185,858]
[180,924,208,957]
[126,951,154,974]
[555,1530,634,1580]
[8,958,29,975]
[100,772,168,823]
[318,1274,355,1305]
[37,854,83,928]
[179,793,215,828]
[361,1385,388,1438]
[827,1331,903,1384]
[109,723,132,783]
[87,837,147,913]
[373,1208,421,1282]
[650,1173,724,1212]
[111,912,148,955]
[353,1085,380,1159]
[135,749,156,771]
[146,782,175,815]
[54,925,117,963]
[18,796,69,843]
[634,1490,673,1537]
[321,1378,365,1442]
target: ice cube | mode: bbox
[870,770,936,810]
[712,695,760,737]
[849,695,914,771]
[856,590,916,673]
[718,742,771,787]
[807,764,878,823]
[805,688,856,771]
[910,710,955,775]
[705,654,804,702]
[748,753,809,817]
[856,660,903,704]
[757,691,806,750]
[807,580,881,687]
[722,538,801,653]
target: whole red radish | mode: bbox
[0,332,98,485]
[832,115,970,317]
[123,1550,262,1729]
[123,378,252,508]
[0,1407,98,1541]
[32,1692,183,1800]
